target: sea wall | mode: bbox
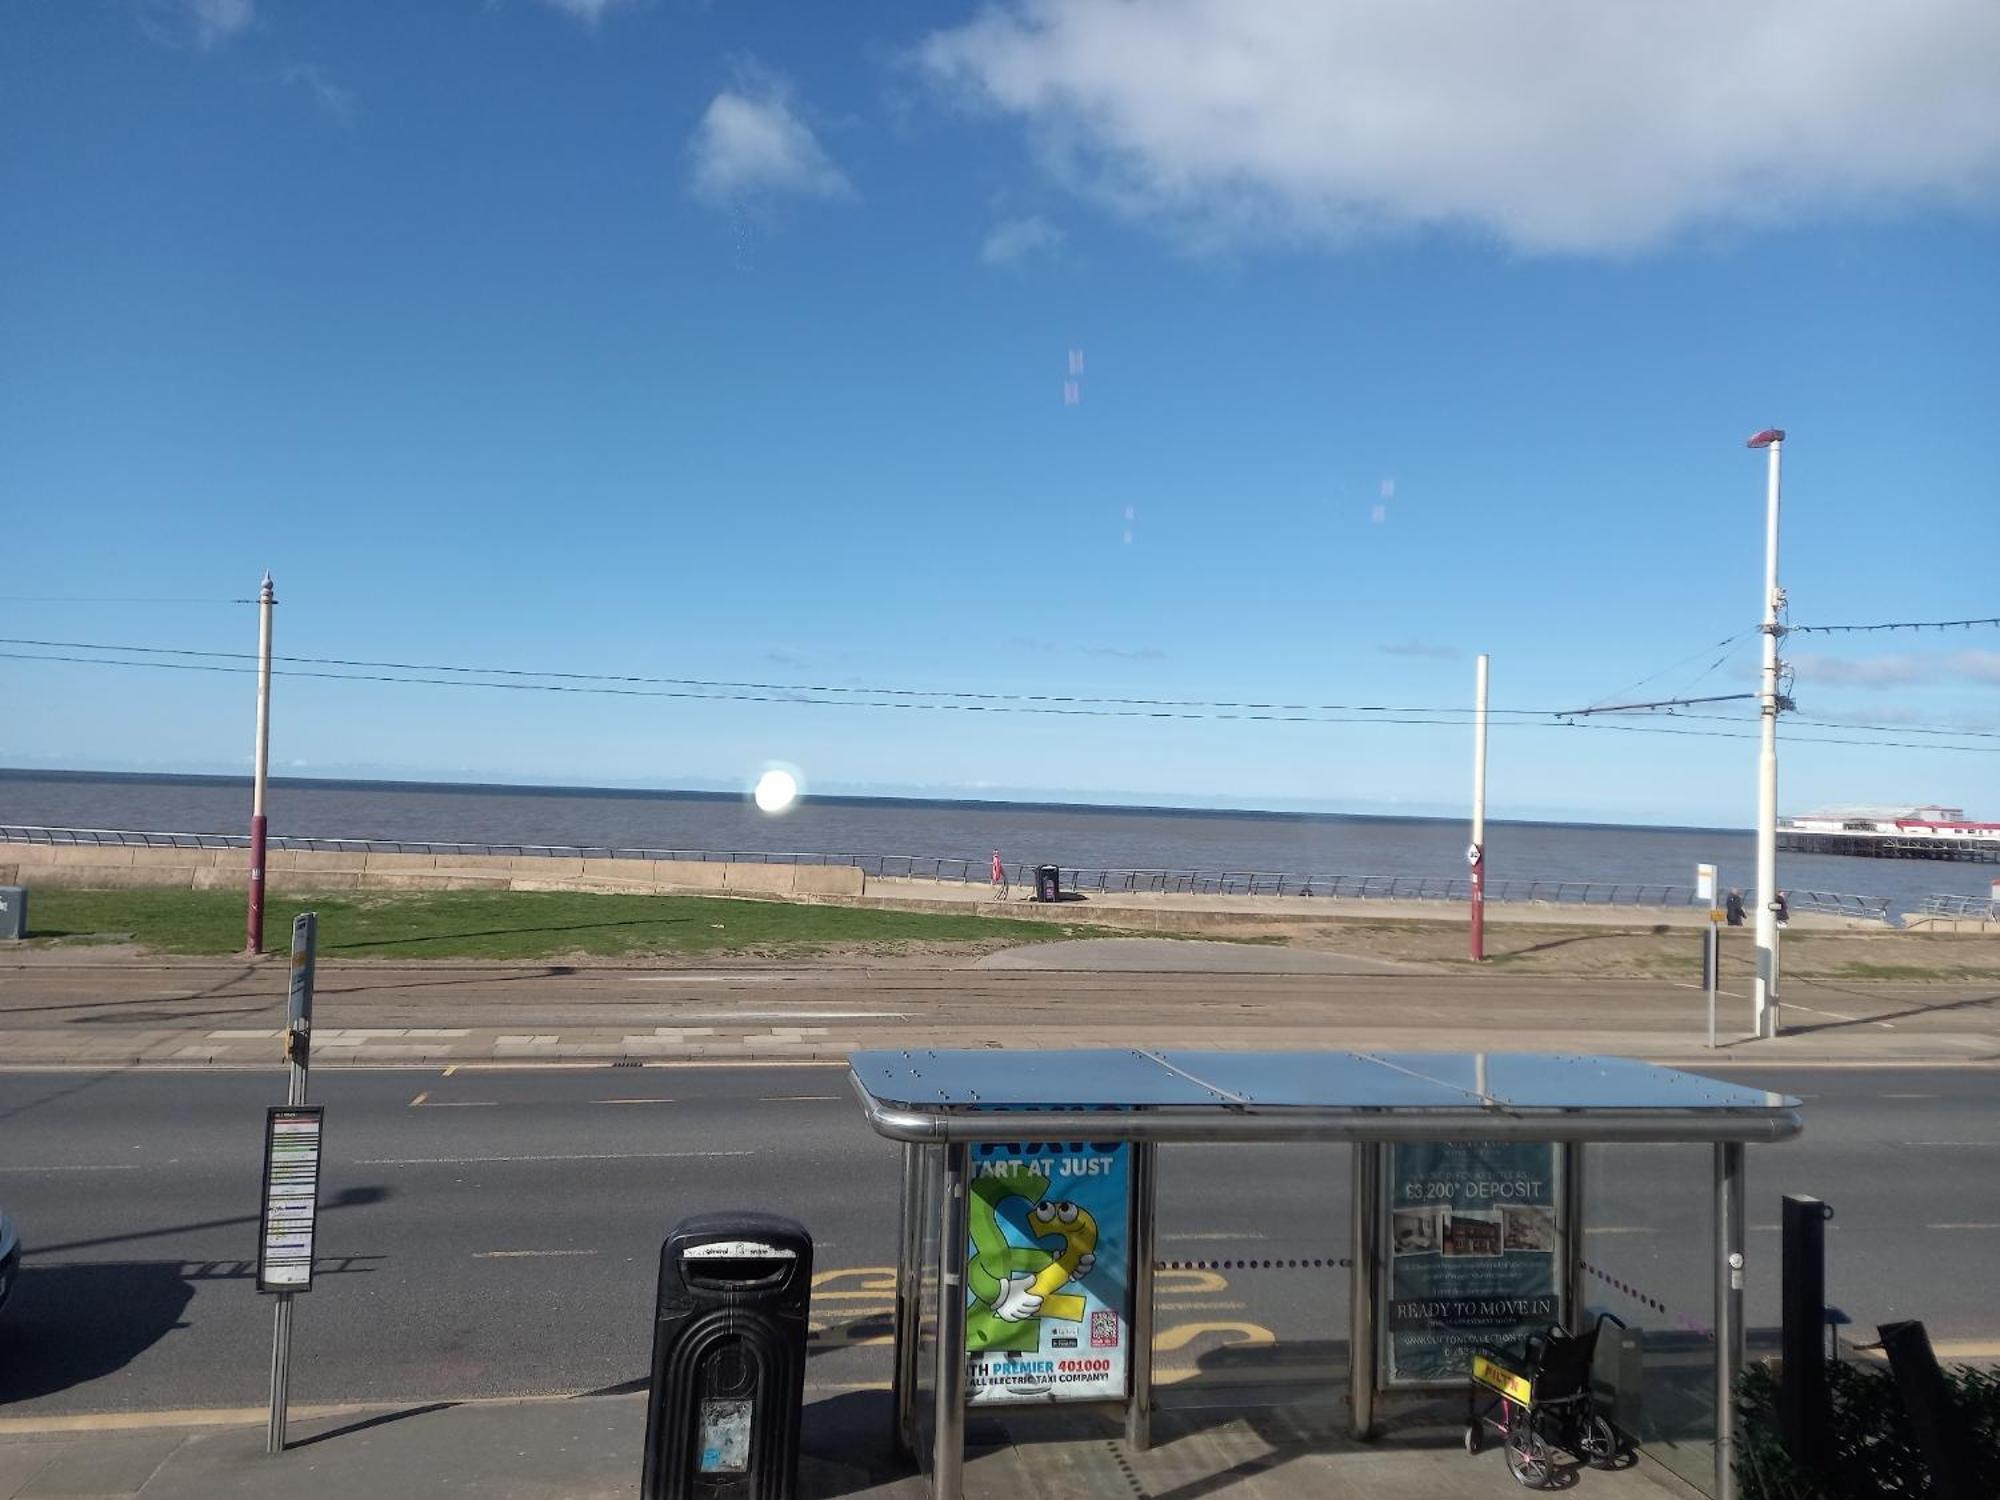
[0,841,1889,931]
[0,842,866,900]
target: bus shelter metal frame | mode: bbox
[851,1048,1801,1500]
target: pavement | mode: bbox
[0,1385,1704,1499]
[1,939,1995,1069]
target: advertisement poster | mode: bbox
[1384,1141,1563,1385]
[964,1140,1129,1405]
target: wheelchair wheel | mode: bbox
[1577,1411,1620,1468]
[1464,1421,1483,1455]
[1505,1423,1554,1488]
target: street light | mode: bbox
[1746,428,1785,1039]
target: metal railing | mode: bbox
[0,824,1896,920]
[1916,892,1997,919]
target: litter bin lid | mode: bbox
[667,1210,811,1260]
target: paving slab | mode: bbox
[0,1387,1707,1500]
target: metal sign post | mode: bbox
[1468,654,1490,962]
[1697,865,1720,1047]
[265,912,318,1455]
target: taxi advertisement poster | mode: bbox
[964,1140,1130,1405]
[1384,1140,1564,1385]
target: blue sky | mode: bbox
[2,0,1996,825]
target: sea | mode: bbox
[4,771,1991,918]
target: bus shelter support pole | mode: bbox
[1562,1143,1586,1331]
[893,1140,923,1461]
[1715,1142,1746,1500]
[933,1141,971,1500]
[1125,1143,1159,1451]
[1349,1141,1382,1441]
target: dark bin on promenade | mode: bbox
[642,1212,814,1500]
[0,887,25,941]
[1034,864,1062,903]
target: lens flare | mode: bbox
[752,769,799,814]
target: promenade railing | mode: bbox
[0,824,1895,921]
[1916,892,1997,920]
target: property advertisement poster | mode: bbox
[1384,1140,1563,1385]
[964,1140,1130,1405]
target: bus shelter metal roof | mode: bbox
[851,1047,1799,1500]
[849,1048,1803,1144]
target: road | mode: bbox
[1,1063,1994,1425]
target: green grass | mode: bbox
[24,887,1069,960]
[1822,961,1999,982]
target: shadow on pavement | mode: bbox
[0,1259,196,1406]
[801,1389,915,1497]
[288,1401,458,1450]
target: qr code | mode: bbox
[1090,1310,1119,1348]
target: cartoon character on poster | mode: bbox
[964,1142,1129,1404]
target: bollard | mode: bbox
[1878,1321,1981,1500]
[1778,1196,1833,1472]
[641,1213,813,1500]
[0,886,26,941]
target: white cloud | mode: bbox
[689,72,852,204]
[283,63,354,122]
[537,0,635,23]
[141,0,253,50]
[918,0,2000,254]
[980,214,1064,265]
[1792,650,2000,689]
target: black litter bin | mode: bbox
[1034,864,1062,903]
[642,1212,814,1500]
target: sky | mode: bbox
[2,0,1996,826]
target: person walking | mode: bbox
[1725,889,1745,927]
[1774,891,1790,929]
[991,850,1008,902]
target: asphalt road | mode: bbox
[0,1064,1994,1422]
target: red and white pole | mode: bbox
[1470,652,1490,961]
[245,572,275,956]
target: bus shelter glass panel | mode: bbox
[1154,1142,1352,1396]
[1583,1143,1719,1496]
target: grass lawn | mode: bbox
[24,887,1074,960]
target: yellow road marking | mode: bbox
[1156,1268,1229,1295]
[409,1091,429,1107]
[811,1267,896,1295]
[1151,1322,1275,1353]
[442,1065,458,1077]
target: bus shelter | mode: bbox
[848,1048,1802,1500]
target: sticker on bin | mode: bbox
[698,1398,752,1473]
[683,1241,795,1260]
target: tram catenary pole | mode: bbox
[1747,430,1786,1039]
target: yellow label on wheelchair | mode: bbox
[1470,1353,1532,1406]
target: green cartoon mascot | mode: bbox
[965,1170,1099,1353]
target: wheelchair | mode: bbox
[1464,1312,1627,1488]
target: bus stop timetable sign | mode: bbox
[258,1106,324,1293]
